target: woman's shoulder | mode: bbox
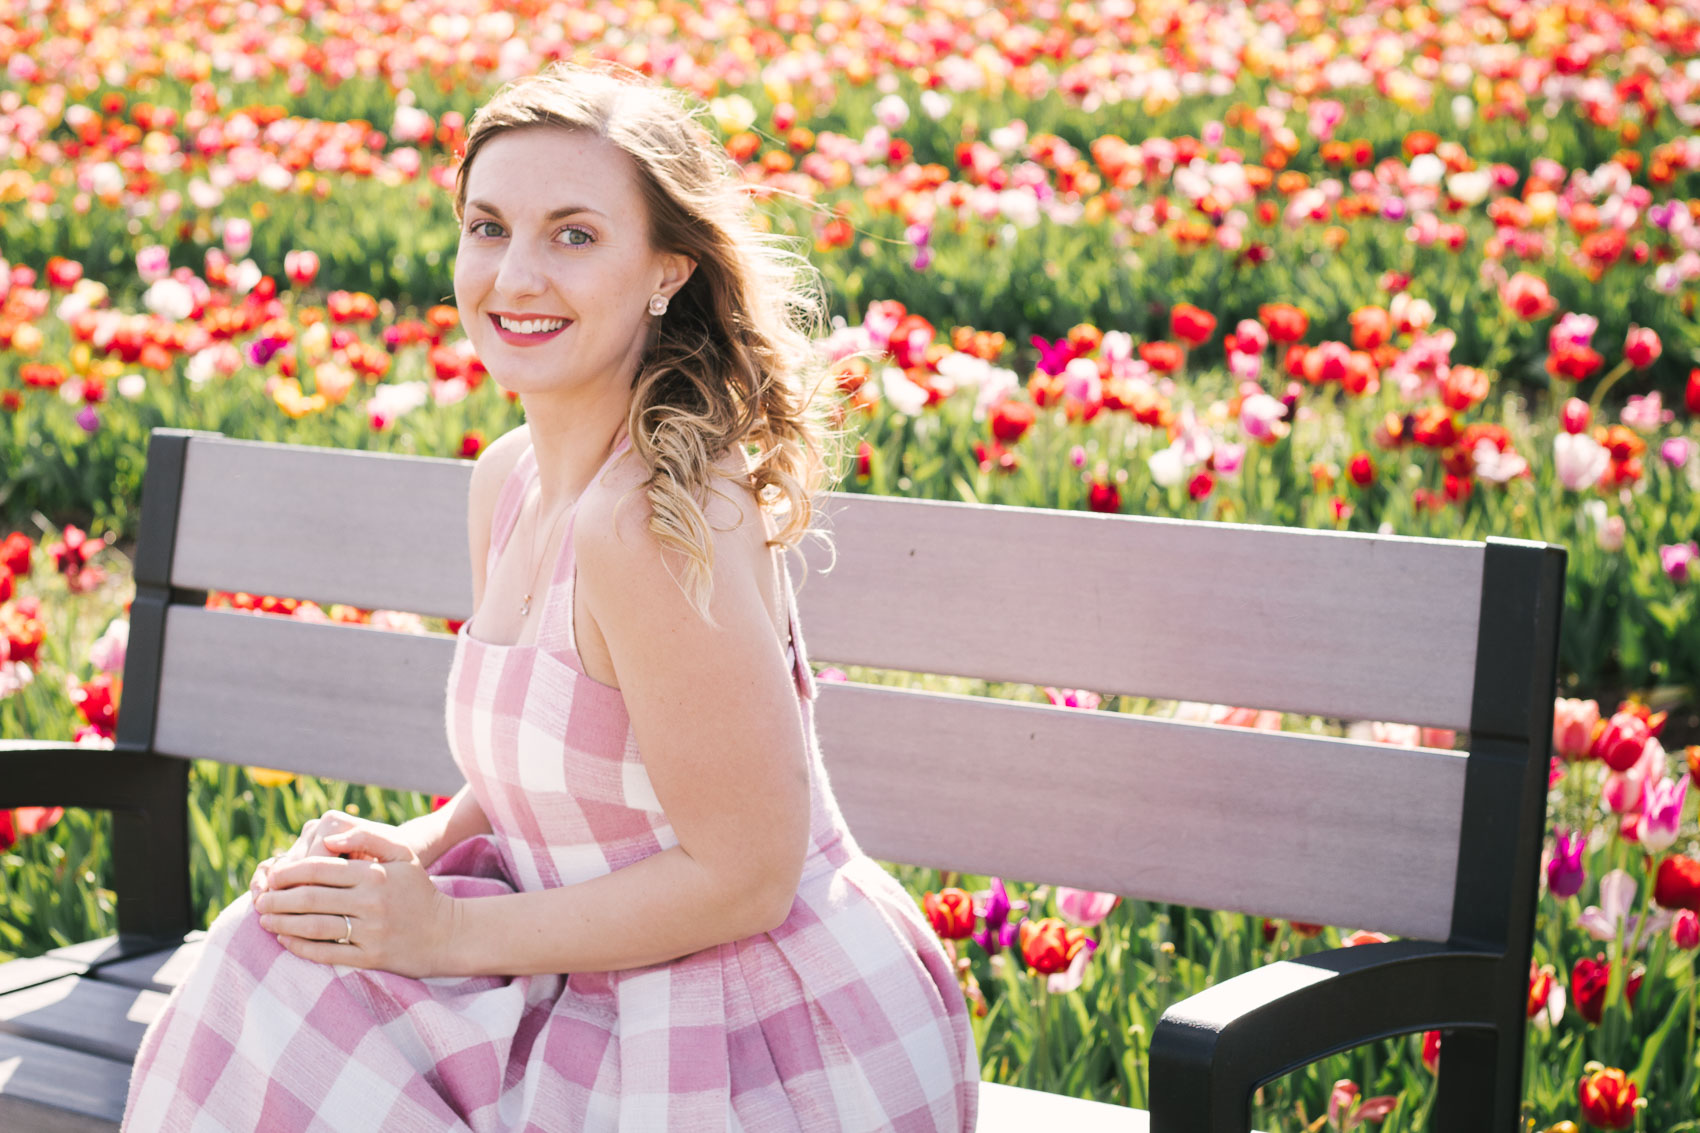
[467,425,533,516]
[578,443,769,580]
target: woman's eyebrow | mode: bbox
[466,199,609,222]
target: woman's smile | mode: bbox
[488,312,573,345]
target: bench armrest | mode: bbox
[1147,940,1502,1133]
[0,741,194,940]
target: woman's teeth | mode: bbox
[497,316,567,334]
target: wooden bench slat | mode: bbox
[91,941,205,996]
[0,957,86,999]
[821,682,1466,941]
[154,607,462,795]
[165,438,1482,728]
[796,496,1484,730]
[150,607,1464,936]
[170,437,473,619]
[0,976,165,1064]
[0,1030,128,1132]
[977,1082,1148,1130]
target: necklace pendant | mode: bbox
[519,593,531,617]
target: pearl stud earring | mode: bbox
[647,293,669,316]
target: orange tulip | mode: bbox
[1018,917,1089,975]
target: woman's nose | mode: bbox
[493,243,549,298]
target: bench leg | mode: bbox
[1431,1024,1521,1132]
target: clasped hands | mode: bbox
[249,810,459,979]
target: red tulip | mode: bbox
[1187,471,1214,500]
[1655,855,1700,911]
[1170,304,1217,345]
[1349,306,1392,350]
[1687,369,1700,415]
[1087,480,1121,513]
[923,888,976,940]
[1571,955,1643,1024]
[45,256,84,289]
[855,441,873,480]
[1348,453,1375,487]
[1420,1030,1441,1074]
[1258,303,1309,343]
[1561,397,1592,434]
[1139,341,1184,373]
[459,431,484,459]
[1548,341,1606,383]
[1017,916,1089,974]
[1,533,32,578]
[1578,1067,1636,1130]
[1624,325,1661,368]
[1527,964,1559,1018]
[990,399,1036,443]
[1591,711,1651,772]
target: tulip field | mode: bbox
[7,0,1700,1128]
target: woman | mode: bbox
[123,61,979,1131]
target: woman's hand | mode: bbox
[249,810,408,897]
[253,823,459,979]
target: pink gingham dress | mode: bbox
[123,434,979,1132]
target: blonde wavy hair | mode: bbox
[453,60,845,623]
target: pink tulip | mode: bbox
[1552,698,1601,760]
[1662,437,1692,468]
[1553,432,1608,491]
[1054,887,1119,927]
[1661,541,1699,583]
[284,250,320,288]
[1673,910,1700,950]
[136,245,171,284]
[1637,775,1689,853]
[222,217,252,258]
[1593,711,1653,772]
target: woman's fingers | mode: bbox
[261,912,354,943]
[265,857,372,891]
[321,827,415,863]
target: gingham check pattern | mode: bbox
[123,437,979,1131]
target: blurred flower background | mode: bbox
[3,0,1700,1128]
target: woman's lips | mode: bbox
[489,314,571,345]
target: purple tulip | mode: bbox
[971,877,1024,955]
[1662,437,1692,469]
[1547,829,1585,899]
[76,406,100,434]
[1029,335,1076,377]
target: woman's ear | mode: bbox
[661,253,697,299]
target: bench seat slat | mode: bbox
[821,682,1466,941]
[0,976,165,1064]
[91,940,206,996]
[0,1030,129,1132]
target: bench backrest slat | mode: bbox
[795,496,1484,730]
[154,607,461,797]
[150,604,1465,939]
[820,682,1467,941]
[169,437,473,618]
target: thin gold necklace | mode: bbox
[515,491,572,618]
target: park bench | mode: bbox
[0,427,1564,1131]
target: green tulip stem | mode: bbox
[1034,978,1051,1089]
[1586,358,1635,420]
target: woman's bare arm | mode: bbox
[438,469,813,975]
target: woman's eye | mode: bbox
[560,227,594,247]
[468,220,501,238]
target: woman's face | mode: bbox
[453,126,694,403]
